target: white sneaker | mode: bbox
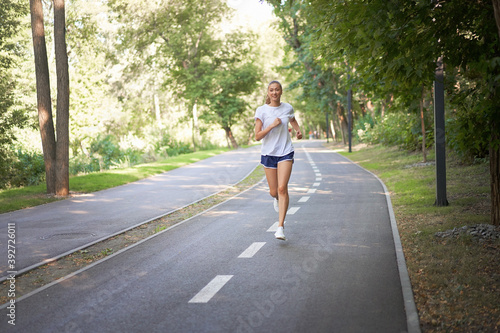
[273,198,279,213]
[274,226,286,240]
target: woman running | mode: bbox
[254,80,303,240]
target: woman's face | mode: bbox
[268,83,282,103]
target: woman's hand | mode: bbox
[296,130,303,140]
[255,118,282,141]
[271,117,282,128]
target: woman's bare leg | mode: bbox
[264,167,278,200]
[277,160,293,227]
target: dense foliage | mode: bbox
[265,0,499,160]
[0,0,31,187]
[0,0,270,189]
[2,0,499,225]
[265,0,500,224]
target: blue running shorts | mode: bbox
[261,151,295,169]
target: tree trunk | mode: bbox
[381,94,393,121]
[30,0,56,194]
[359,102,367,117]
[190,102,199,151]
[54,0,70,196]
[154,93,161,124]
[224,126,238,149]
[336,102,348,144]
[330,119,336,141]
[152,72,162,125]
[493,0,500,40]
[334,119,341,142]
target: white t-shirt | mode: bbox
[254,102,295,156]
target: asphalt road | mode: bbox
[0,146,261,280]
[0,141,419,332]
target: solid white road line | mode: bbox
[298,196,310,203]
[288,207,300,215]
[188,275,233,303]
[238,242,266,258]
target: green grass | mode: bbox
[336,144,497,332]
[0,148,228,214]
[339,145,489,218]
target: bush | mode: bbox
[69,134,126,174]
[89,134,124,170]
[69,132,195,175]
[166,140,192,156]
[152,132,192,157]
[5,130,198,184]
[354,114,376,143]
[9,149,45,187]
[0,148,16,189]
[69,154,101,175]
[365,111,433,151]
[445,104,489,163]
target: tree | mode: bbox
[304,0,500,225]
[54,0,70,196]
[432,0,499,224]
[30,0,56,194]
[30,0,70,195]
[109,0,223,148]
[0,0,30,187]
[203,58,260,148]
[265,0,350,143]
[109,0,259,148]
[268,0,500,224]
[310,0,437,157]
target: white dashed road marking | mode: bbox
[238,242,266,258]
[189,275,233,303]
[267,221,286,232]
[192,146,320,304]
[188,146,324,305]
[267,222,279,232]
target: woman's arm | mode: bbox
[255,118,281,141]
[290,117,303,139]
